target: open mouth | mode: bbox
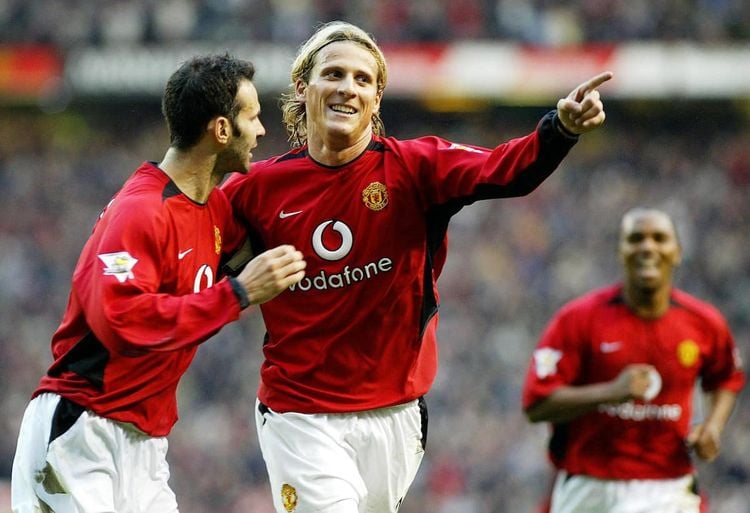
[329,104,357,115]
[634,260,661,278]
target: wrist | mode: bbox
[228,277,251,309]
[553,113,579,139]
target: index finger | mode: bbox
[578,71,613,94]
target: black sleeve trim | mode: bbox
[229,277,251,309]
[551,112,581,140]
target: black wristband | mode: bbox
[552,113,580,140]
[228,277,251,309]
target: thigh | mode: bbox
[256,402,365,513]
[12,394,79,513]
[550,472,608,513]
[45,402,178,513]
[12,394,116,513]
[255,400,426,513]
[117,431,178,513]
[613,476,701,513]
[356,399,426,513]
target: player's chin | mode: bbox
[236,158,253,174]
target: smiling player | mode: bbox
[522,207,745,513]
[222,21,613,513]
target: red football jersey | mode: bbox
[522,284,746,479]
[223,111,578,413]
[35,162,246,436]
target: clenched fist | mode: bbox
[235,244,307,305]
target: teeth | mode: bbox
[330,105,355,114]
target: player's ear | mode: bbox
[374,89,383,113]
[674,243,683,267]
[294,80,307,103]
[209,116,232,144]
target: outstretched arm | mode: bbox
[556,71,613,135]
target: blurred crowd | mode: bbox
[0,98,748,512]
[1,0,750,47]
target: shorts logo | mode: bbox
[362,181,388,211]
[677,339,699,367]
[281,483,298,512]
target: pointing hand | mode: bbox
[557,71,613,135]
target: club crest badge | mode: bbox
[677,339,700,368]
[362,181,388,211]
[214,225,222,254]
[281,483,298,512]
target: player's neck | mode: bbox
[623,283,672,319]
[307,130,372,166]
[158,147,217,203]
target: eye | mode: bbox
[627,234,643,243]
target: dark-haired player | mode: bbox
[11,54,306,513]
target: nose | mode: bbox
[256,119,266,138]
[337,74,356,96]
[637,236,657,252]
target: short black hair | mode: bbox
[162,54,256,150]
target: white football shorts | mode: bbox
[550,470,701,513]
[11,393,178,513]
[255,398,428,513]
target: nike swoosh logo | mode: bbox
[279,210,303,219]
[600,341,623,353]
[178,248,193,260]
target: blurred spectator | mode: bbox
[1,0,750,45]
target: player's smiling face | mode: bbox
[296,41,382,150]
[619,211,681,292]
